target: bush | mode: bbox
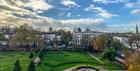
[39,51,44,59]
[29,52,34,59]
[27,60,36,71]
[13,60,21,71]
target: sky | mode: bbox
[0,0,140,32]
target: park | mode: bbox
[0,51,123,71]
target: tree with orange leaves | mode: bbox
[93,34,107,52]
[125,51,140,71]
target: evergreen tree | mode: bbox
[35,49,40,55]
[13,60,21,71]
[39,51,44,59]
[27,60,36,71]
[29,52,34,59]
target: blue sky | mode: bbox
[0,0,140,32]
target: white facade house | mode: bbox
[113,24,140,49]
[73,31,102,46]
[113,36,140,49]
[41,32,56,41]
[113,36,130,48]
[0,26,15,45]
[41,32,61,46]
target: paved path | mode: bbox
[87,52,104,64]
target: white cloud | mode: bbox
[0,0,117,31]
[93,0,128,4]
[85,4,118,19]
[125,2,140,8]
[24,0,54,11]
[60,0,81,7]
[0,0,55,29]
[85,5,106,13]
[85,5,95,11]
[98,12,118,19]
[37,11,44,14]
[67,13,72,17]
[125,1,140,15]
[131,9,140,14]
[0,0,54,15]
[125,3,134,8]
[59,18,104,25]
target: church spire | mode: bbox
[136,24,139,34]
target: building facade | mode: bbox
[0,26,15,46]
[72,29,103,47]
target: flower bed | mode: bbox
[72,65,99,71]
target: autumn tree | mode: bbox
[10,24,42,49]
[125,51,140,71]
[93,34,107,52]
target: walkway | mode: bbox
[87,52,104,64]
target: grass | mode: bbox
[0,51,123,71]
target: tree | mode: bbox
[0,33,5,45]
[39,51,44,59]
[53,36,59,50]
[93,34,107,52]
[125,51,140,71]
[13,60,21,71]
[102,47,117,63]
[112,39,122,50]
[29,52,34,59]
[10,24,42,50]
[35,49,40,55]
[49,27,53,32]
[28,60,36,71]
[56,30,72,46]
[85,28,90,32]
[78,28,82,32]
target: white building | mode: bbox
[113,25,140,49]
[113,36,130,48]
[41,32,56,41]
[0,26,15,45]
[73,30,102,47]
[41,32,61,45]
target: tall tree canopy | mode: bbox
[10,24,42,48]
[93,34,107,52]
[56,30,72,46]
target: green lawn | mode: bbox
[0,51,123,71]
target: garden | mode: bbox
[0,51,123,71]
